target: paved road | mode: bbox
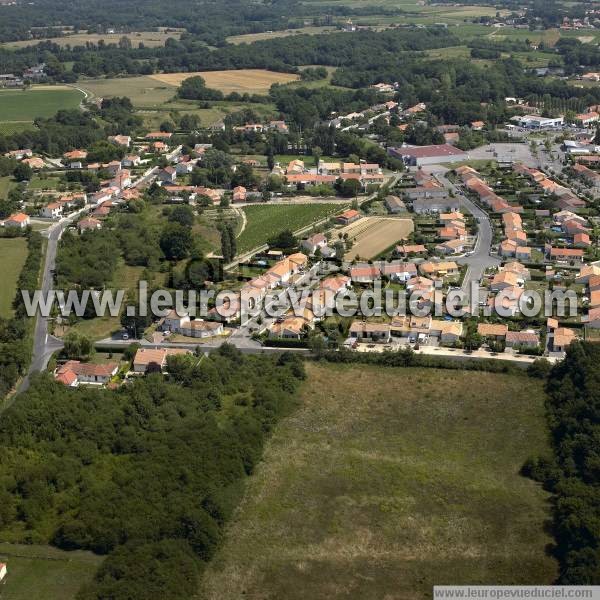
[17,210,88,394]
[427,167,500,296]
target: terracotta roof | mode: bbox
[477,323,508,337]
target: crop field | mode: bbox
[149,69,300,94]
[0,86,83,128]
[3,30,182,49]
[200,362,557,599]
[226,26,337,45]
[238,203,341,253]
[0,543,102,600]
[0,237,28,318]
[341,216,414,260]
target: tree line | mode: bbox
[524,342,600,584]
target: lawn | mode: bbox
[0,543,102,600]
[78,76,176,107]
[201,362,557,599]
[237,203,342,253]
[0,237,28,318]
[0,176,16,200]
[0,86,83,125]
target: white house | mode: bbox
[179,319,224,338]
[40,202,63,219]
[0,562,6,582]
[161,309,191,332]
[302,233,328,255]
[4,212,30,228]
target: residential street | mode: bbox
[426,166,500,296]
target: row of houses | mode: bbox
[514,163,586,212]
[274,159,385,190]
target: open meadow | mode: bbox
[0,543,102,600]
[200,362,557,599]
[238,203,342,253]
[0,237,28,318]
[2,30,182,49]
[342,216,414,260]
[0,86,83,130]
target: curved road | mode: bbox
[426,166,500,296]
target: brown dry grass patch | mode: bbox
[149,69,299,93]
[342,216,414,260]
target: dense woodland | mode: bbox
[525,343,600,584]
[0,346,306,599]
[0,0,407,45]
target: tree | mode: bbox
[269,229,297,249]
[62,332,94,360]
[160,223,193,261]
[337,178,361,198]
[13,162,32,182]
[220,227,232,262]
[169,205,195,228]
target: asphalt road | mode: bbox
[427,167,500,296]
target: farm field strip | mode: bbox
[237,203,341,252]
[0,237,29,318]
[342,216,414,260]
[149,69,300,93]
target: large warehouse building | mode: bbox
[388,144,468,166]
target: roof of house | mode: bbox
[550,247,584,257]
[491,271,522,287]
[339,209,360,220]
[6,212,29,223]
[506,330,540,344]
[553,327,576,347]
[57,360,117,378]
[477,323,508,337]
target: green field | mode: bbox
[201,362,557,598]
[238,203,342,252]
[0,237,28,318]
[0,86,83,123]
[0,543,102,600]
[78,77,278,127]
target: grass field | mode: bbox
[149,69,300,94]
[200,363,557,599]
[0,176,16,200]
[238,203,341,252]
[226,27,336,45]
[78,76,176,107]
[0,543,102,600]
[3,30,181,49]
[78,75,280,127]
[0,238,28,318]
[0,86,83,128]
